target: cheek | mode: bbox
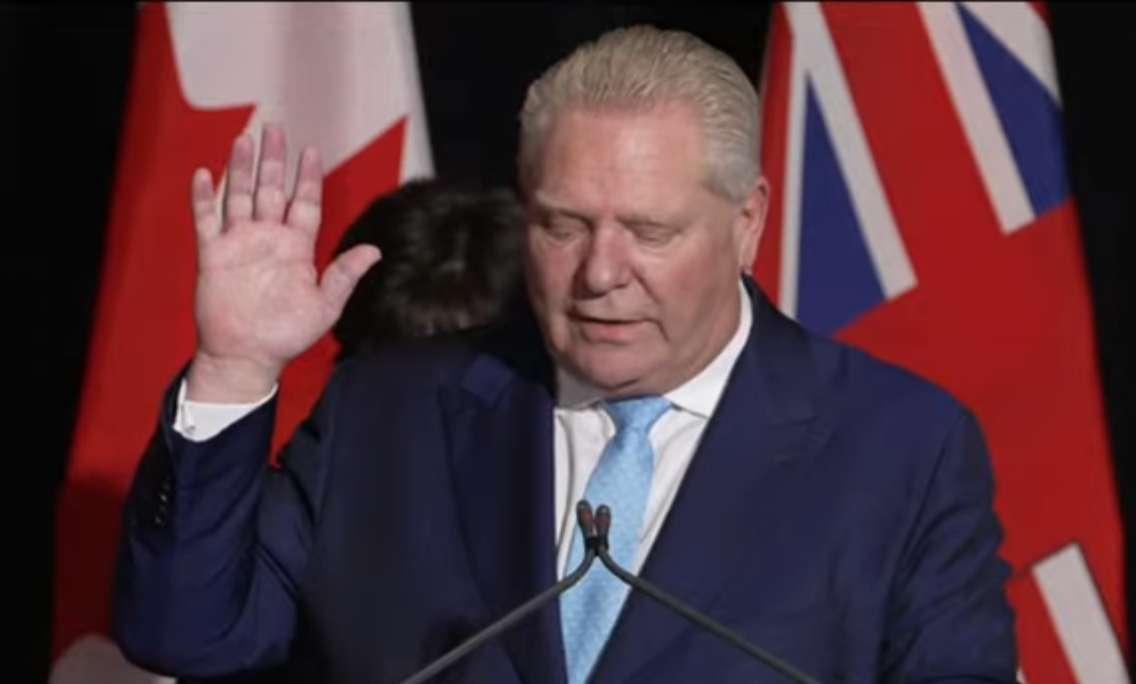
[648,239,736,328]
[526,237,579,300]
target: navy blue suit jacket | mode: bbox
[113,280,1016,682]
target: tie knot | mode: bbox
[603,395,671,435]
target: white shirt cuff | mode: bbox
[173,379,278,442]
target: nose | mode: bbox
[577,223,632,296]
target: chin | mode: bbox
[565,346,657,392]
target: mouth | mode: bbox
[569,313,647,343]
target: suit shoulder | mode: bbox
[796,333,991,505]
[322,320,546,408]
[806,332,971,430]
[324,335,479,402]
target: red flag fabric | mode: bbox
[50,3,432,679]
[756,3,1126,681]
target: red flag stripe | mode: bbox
[53,3,255,656]
[754,3,793,304]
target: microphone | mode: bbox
[399,501,601,684]
[592,504,823,684]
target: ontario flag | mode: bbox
[757,2,1126,681]
[50,3,432,681]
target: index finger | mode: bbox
[286,146,323,235]
[223,134,255,225]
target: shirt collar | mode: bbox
[555,278,753,418]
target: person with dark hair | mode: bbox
[114,24,1016,683]
[331,179,524,359]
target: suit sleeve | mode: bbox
[112,367,345,678]
[882,408,1019,682]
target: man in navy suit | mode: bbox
[113,25,1017,682]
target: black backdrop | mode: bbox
[4,3,1131,680]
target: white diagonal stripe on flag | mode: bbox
[961,1,1061,104]
[785,2,917,300]
[1033,544,1129,684]
[778,22,809,318]
[918,2,1034,234]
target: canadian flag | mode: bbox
[756,2,1127,681]
[50,3,432,680]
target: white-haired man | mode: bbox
[115,26,1017,683]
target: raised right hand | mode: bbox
[185,124,381,402]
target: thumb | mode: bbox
[319,244,382,315]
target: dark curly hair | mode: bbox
[332,178,525,360]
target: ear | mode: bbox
[734,176,770,274]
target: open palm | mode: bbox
[187,125,380,401]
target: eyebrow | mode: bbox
[620,214,671,228]
[530,195,592,222]
[532,203,592,225]
[531,194,673,228]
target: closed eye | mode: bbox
[542,216,588,241]
[627,221,680,245]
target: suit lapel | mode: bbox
[443,315,568,684]
[592,281,836,682]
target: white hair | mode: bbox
[518,24,761,203]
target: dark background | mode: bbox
[3,3,1131,680]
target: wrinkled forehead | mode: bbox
[526,103,712,208]
[548,110,703,203]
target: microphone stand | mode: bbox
[592,504,824,684]
[399,502,602,684]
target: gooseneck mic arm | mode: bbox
[592,505,824,684]
[399,502,601,684]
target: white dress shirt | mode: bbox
[551,282,751,578]
[174,282,753,581]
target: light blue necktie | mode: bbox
[560,395,671,684]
